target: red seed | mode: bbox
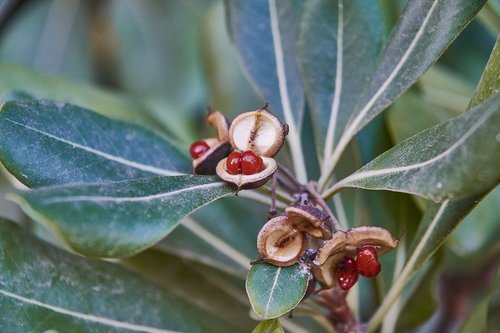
[189,140,210,159]
[241,150,263,175]
[356,246,381,278]
[337,256,358,290]
[226,151,243,174]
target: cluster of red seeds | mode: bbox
[337,246,381,290]
[226,150,264,175]
[189,141,210,159]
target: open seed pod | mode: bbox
[257,216,307,267]
[216,107,287,189]
[312,226,398,288]
[312,231,347,288]
[285,205,333,240]
[192,111,231,175]
[345,226,398,255]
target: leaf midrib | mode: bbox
[0,288,179,333]
[38,182,227,204]
[4,117,184,177]
[322,0,344,169]
[337,102,495,185]
[319,0,441,189]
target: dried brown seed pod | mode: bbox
[312,231,347,287]
[257,216,307,267]
[216,107,287,189]
[192,111,231,175]
[312,227,398,288]
[345,226,398,255]
[285,205,333,240]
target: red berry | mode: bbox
[336,256,358,290]
[189,140,210,159]
[241,150,263,175]
[226,151,243,174]
[356,246,381,277]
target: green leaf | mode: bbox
[327,92,500,202]
[395,254,441,330]
[0,64,152,124]
[459,296,490,333]
[246,262,309,319]
[0,220,245,332]
[123,249,257,331]
[9,175,232,258]
[297,0,383,162]
[157,196,264,277]
[448,187,500,256]
[225,0,307,182]
[319,0,486,186]
[469,34,500,108]
[386,92,459,144]
[0,100,191,187]
[252,319,285,333]
[367,192,489,332]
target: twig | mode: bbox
[268,172,278,220]
[278,162,303,189]
[317,286,361,333]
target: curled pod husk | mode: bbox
[312,231,347,288]
[216,156,277,190]
[345,226,398,255]
[312,227,398,288]
[193,111,231,175]
[207,110,230,142]
[257,216,307,267]
[285,205,333,240]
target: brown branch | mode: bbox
[306,182,342,231]
[317,286,361,333]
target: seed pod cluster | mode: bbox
[256,204,334,267]
[216,106,288,190]
[190,111,232,175]
[312,226,398,290]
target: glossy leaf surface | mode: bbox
[320,0,486,186]
[225,0,307,181]
[298,0,382,160]
[246,262,309,319]
[10,175,232,258]
[331,93,500,202]
[225,0,304,126]
[0,220,244,332]
[343,0,486,136]
[0,100,190,187]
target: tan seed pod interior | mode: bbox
[257,216,307,267]
[229,108,286,157]
[285,205,333,240]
